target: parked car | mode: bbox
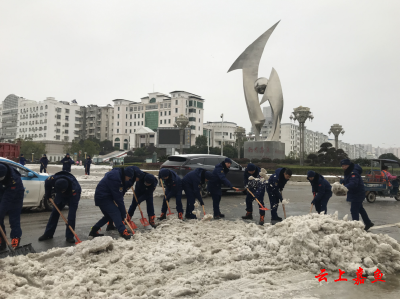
[0,157,54,211]
[160,154,245,196]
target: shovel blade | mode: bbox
[0,244,36,258]
[260,207,269,211]
[140,218,150,227]
[129,220,138,230]
[167,212,174,216]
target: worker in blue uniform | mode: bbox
[0,163,25,250]
[158,168,184,220]
[40,154,49,173]
[128,173,158,228]
[340,159,374,231]
[89,166,139,239]
[19,154,26,166]
[242,163,266,224]
[266,168,292,222]
[38,171,82,243]
[182,168,213,219]
[85,155,92,175]
[207,158,239,219]
[61,153,74,172]
[307,170,332,214]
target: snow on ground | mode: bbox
[1,213,400,299]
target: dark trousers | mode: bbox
[0,206,23,239]
[267,191,280,219]
[94,202,126,234]
[44,194,80,239]
[314,192,332,214]
[128,194,155,218]
[85,165,90,175]
[183,188,196,217]
[211,193,222,216]
[350,201,372,225]
[161,190,183,214]
[40,165,47,173]
[245,191,266,216]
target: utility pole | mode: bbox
[221,113,224,156]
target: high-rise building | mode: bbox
[85,104,114,141]
[1,94,26,141]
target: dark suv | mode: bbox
[160,154,245,195]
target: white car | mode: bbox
[0,158,54,211]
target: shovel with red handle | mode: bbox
[132,187,150,227]
[125,209,138,229]
[160,179,174,216]
[246,188,269,211]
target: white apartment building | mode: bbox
[112,91,205,150]
[203,121,237,148]
[16,97,83,142]
[85,104,114,141]
[1,94,27,141]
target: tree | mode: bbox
[99,140,115,154]
[222,144,237,159]
[20,140,46,160]
[307,153,318,165]
[65,139,100,159]
[133,148,146,156]
[195,135,207,148]
[378,153,400,162]
[317,142,348,166]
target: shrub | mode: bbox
[251,158,260,163]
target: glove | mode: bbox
[199,199,205,206]
[311,199,315,205]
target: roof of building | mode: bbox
[135,126,155,134]
[170,91,202,98]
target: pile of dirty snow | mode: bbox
[1,213,399,298]
[332,182,348,196]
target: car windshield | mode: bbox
[162,156,187,166]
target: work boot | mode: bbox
[242,212,253,220]
[119,229,132,240]
[272,216,283,222]
[365,222,375,231]
[178,212,183,220]
[157,213,166,221]
[0,236,5,251]
[11,237,20,248]
[66,238,75,243]
[106,222,117,231]
[259,215,265,226]
[185,214,197,220]
[214,214,225,220]
[149,216,158,228]
[38,234,53,241]
[89,226,104,238]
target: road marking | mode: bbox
[369,222,400,230]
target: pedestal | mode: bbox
[244,141,285,160]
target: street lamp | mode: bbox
[32,153,34,162]
[328,124,345,149]
[220,114,224,156]
[206,128,212,155]
[234,126,246,159]
[175,114,189,154]
[290,106,313,166]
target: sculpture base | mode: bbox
[244,141,285,160]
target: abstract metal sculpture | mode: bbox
[228,21,283,141]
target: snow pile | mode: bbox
[332,182,348,196]
[282,198,290,205]
[1,214,400,298]
[74,175,103,182]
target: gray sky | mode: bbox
[1,0,399,148]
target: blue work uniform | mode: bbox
[93,168,136,234]
[61,156,75,172]
[128,173,157,218]
[182,168,206,218]
[266,168,289,219]
[40,157,49,173]
[0,163,24,240]
[19,156,26,166]
[308,173,332,214]
[159,169,183,215]
[85,158,92,175]
[244,166,266,216]
[342,163,372,224]
[207,162,233,217]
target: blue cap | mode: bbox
[247,163,256,171]
[307,170,316,178]
[144,174,155,184]
[205,171,213,180]
[340,159,351,166]
[21,154,24,156]
[66,153,70,156]
[0,164,7,177]
[224,158,232,164]
[159,168,170,179]
[43,154,46,157]
[55,178,68,192]
[124,166,136,178]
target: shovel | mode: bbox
[310,194,315,213]
[246,188,269,211]
[48,197,82,245]
[281,191,286,219]
[124,218,135,235]
[132,187,151,228]
[113,201,138,230]
[0,226,35,258]
[160,179,174,216]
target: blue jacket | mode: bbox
[159,169,182,200]
[207,162,233,195]
[40,157,49,167]
[95,168,134,216]
[45,171,81,204]
[0,163,24,218]
[244,166,261,187]
[266,168,289,201]
[342,163,365,203]
[135,173,158,198]
[61,156,74,172]
[307,173,332,203]
[182,168,206,203]
[85,158,92,167]
[19,157,26,166]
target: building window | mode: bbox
[130,129,132,133]
[168,119,171,124]
[117,122,119,126]
[126,107,128,111]
[199,118,200,123]
[164,119,166,124]
[130,122,132,126]
[134,122,136,126]
[125,122,127,126]
[65,116,69,121]
[175,100,178,105]
[117,114,119,119]
[141,121,143,125]
[160,120,162,124]
[199,110,201,114]
[175,108,178,113]
[118,107,120,111]
[45,105,48,109]
[65,109,69,113]
[169,111,171,115]
[125,129,127,133]
[130,115,132,119]
[117,129,119,133]
[160,112,162,116]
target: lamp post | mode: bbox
[220,114,224,156]
[32,153,34,162]
[234,126,246,159]
[328,124,345,149]
[290,106,313,166]
[207,128,212,155]
[175,114,189,154]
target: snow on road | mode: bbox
[1,213,399,298]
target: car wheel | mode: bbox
[366,192,376,203]
[395,191,400,201]
[201,183,209,198]
[43,193,56,211]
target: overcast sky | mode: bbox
[1,0,399,148]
